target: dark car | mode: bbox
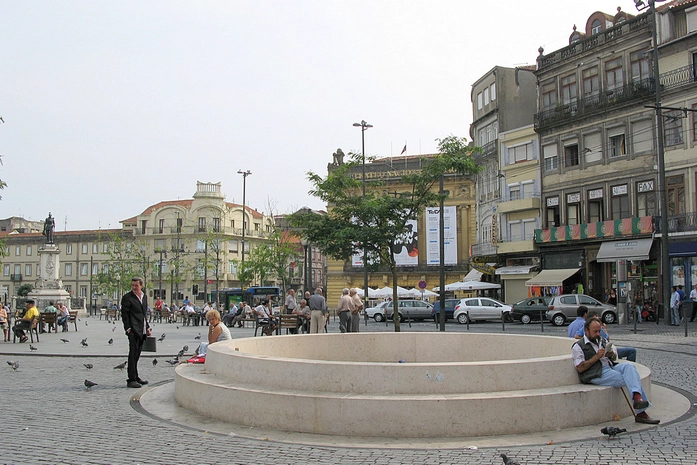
[511,297,551,324]
[430,299,460,321]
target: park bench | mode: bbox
[13,314,40,343]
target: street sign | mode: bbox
[418,280,427,290]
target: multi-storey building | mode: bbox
[532,4,697,312]
[469,66,538,301]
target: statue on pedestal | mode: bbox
[43,212,55,244]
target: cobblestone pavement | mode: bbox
[2,316,696,464]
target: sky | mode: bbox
[0,0,643,231]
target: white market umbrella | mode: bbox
[406,287,437,298]
[445,281,501,291]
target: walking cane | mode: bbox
[620,387,637,418]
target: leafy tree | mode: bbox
[93,232,142,303]
[292,135,480,331]
[17,284,33,297]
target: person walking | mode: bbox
[121,277,151,388]
[670,286,681,326]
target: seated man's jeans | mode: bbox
[590,362,650,413]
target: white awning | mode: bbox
[596,239,653,262]
[495,266,534,275]
[525,268,580,287]
[463,269,483,282]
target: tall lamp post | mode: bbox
[237,170,252,266]
[300,238,309,293]
[635,0,671,325]
[353,120,373,304]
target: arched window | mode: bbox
[591,19,602,35]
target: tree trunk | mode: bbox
[392,265,400,332]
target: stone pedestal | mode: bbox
[28,244,71,310]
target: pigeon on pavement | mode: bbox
[29,344,38,351]
[112,326,116,332]
[84,379,98,389]
[158,334,166,342]
[166,359,179,366]
[177,349,185,358]
[182,345,189,352]
[152,358,158,367]
[108,338,113,345]
[8,361,19,371]
[114,361,127,371]
[601,426,627,439]
[84,364,93,370]
[194,333,201,340]
[60,338,69,343]
[80,338,88,347]
[501,454,521,465]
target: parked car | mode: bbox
[545,294,617,326]
[430,299,461,322]
[366,301,390,322]
[511,297,551,324]
[452,297,512,324]
[384,300,434,322]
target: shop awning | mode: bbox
[669,241,697,257]
[495,266,534,275]
[525,268,580,287]
[463,269,483,282]
[596,238,653,262]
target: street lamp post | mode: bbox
[300,238,309,293]
[353,120,373,305]
[635,0,671,325]
[237,170,252,266]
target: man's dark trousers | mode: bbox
[127,332,145,383]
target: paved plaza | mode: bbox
[2,315,696,465]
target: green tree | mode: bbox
[93,232,141,302]
[17,283,33,297]
[292,135,480,331]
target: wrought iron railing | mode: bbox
[653,212,697,233]
[660,64,696,91]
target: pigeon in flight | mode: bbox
[60,338,69,343]
[601,426,627,439]
[194,333,201,340]
[108,338,113,345]
[182,345,189,353]
[80,338,88,347]
[500,454,521,465]
[84,379,98,389]
[84,364,93,370]
[29,344,38,351]
[177,349,185,358]
[152,358,158,367]
[114,361,127,371]
[158,334,166,342]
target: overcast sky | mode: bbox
[0,1,641,231]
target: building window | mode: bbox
[103,243,108,253]
[81,244,88,254]
[254,223,260,231]
[664,110,683,147]
[228,261,237,274]
[15,246,20,256]
[102,264,109,273]
[508,142,533,164]
[567,193,581,225]
[26,246,32,256]
[564,143,579,167]
[591,19,602,35]
[582,67,599,96]
[213,217,220,233]
[667,175,685,215]
[632,119,653,153]
[230,220,235,229]
[543,144,558,172]
[583,132,602,163]
[609,134,626,157]
[140,220,147,235]
[196,239,206,253]
[541,82,557,109]
[545,197,560,228]
[509,185,521,201]
[198,217,206,232]
[81,263,88,276]
[605,58,623,91]
[65,263,72,276]
[611,184,629,220]
[14,264,21,276]
[91,263,98,274]
[80,286,88,298]
[158,219,165,234]
[692,104,697,141]
[490,83,496,101]
[636,180,656,217]
[484,87,490,105]
[36,264,40,276]
[3,264,10,276]
[229,240,239,252]
[66,244,72,254]
[25,264,32,277]
[92,244,98,253]
[561,74,577,104]
[630,50,650,82]
[477,92,483,110]
[588,188,604,223]
[176,217,183,233]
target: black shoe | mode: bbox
[635,412,660,424]
[127,381,142,388]
[136,379,149,385]
[633,399,649,410]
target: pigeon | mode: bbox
[85,321,88,326]
[80,338,88,347]
[182,345,189,353]
[114,361,127,371]
[501,454,521,465]
[112,326,116,332]
[158,334,166,342]
[601,426,627,439]
[108,338,113,345]
[84,379,98,389]
[60,338,69,343]
[166,359,179,366]
[177,349,185,358]
[8,361,19,371]
[7,360,16,366]
[176,326,179,329]
[29,344,38,351]
[152,358,158,367]
[84,364,93,370]
[194,333,201,340]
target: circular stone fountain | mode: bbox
[174,332,652,438]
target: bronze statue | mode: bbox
[43,212,55,244]
[332,148,345,166]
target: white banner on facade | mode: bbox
[393,219,419,266]
[426,206,457,265]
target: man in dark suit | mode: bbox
[121,277,151,388]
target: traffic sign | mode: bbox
[417,280,427,290]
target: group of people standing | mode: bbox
[670,283,697,326]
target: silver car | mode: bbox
[383,300,434,322]
[545,294,618,326]
[452,297,512,324]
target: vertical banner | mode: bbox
[426,206,457,265]
[393,219,419,266]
